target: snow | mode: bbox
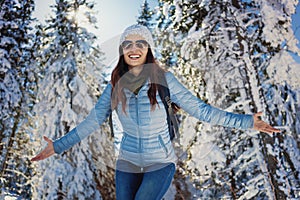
[1,193,19,200]
[1,0,300,199]
[156,0,300,199]
[267,50,300,88]
[259,0,300,54]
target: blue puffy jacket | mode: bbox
[53,72,253,169]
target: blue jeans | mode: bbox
[115,163,176,200]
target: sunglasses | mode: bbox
[121,40,149,50]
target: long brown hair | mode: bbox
[111,46,166,112]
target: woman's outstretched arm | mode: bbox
[31,84,112,161]
[166,72,280,134]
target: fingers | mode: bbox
[258,124,281,134]
[31,152,45,162]
[31,150,47,162]
[31,147,54,161]
[31,136,55,162]
[253,112,281,134]
[267,125,281,133]
[43,136,53,144]
[31,153,43,162]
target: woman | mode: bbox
[32,24,280,200]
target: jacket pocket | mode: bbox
[120,134,127,145]
[158,135,168,157]
[120,134,127,153]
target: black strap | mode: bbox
[158,75,179,140]
[165,96,179,139]
[109,113,114,137]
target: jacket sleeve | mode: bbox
[53,83,112,154]
[165,72,253,130]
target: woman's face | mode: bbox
[122,34,148,69]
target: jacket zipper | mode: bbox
[135,94,144,173]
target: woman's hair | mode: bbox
[111,46,166,112]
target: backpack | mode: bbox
[109,74,180,141]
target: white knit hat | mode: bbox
[119,24,155,50]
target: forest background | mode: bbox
[1,0,300,199]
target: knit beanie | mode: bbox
[119,24,155,52]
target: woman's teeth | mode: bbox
[129,55,141,59]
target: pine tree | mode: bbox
[137,0,155,29]
[31,0,115,199]
[0,0,36,198]
[154,0,300,199]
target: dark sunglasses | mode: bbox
[121,40,149,50]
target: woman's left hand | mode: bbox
[253,112,281,134]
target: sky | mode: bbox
[33,0,157,66]
[33,0,153,41]
[291,2,300,63]
[33,0,300,65]
[293,3,300,46]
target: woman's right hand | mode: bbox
[31,136,55,161]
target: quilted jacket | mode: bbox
[53,72,254,169]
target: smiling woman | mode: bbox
[32,24,280,200]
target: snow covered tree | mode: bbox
[31,0,115,199]
[256,1,300,198]
[0,0,37,198]
[137,0,155,29]
[154,0,300,199]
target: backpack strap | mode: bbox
[109,113,114,137]
[158,74,180,140]
[165,96,179,139]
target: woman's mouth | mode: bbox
[129,54,141,60]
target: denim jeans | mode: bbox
[115,163,176,200]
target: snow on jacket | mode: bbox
[53,72,254,168]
